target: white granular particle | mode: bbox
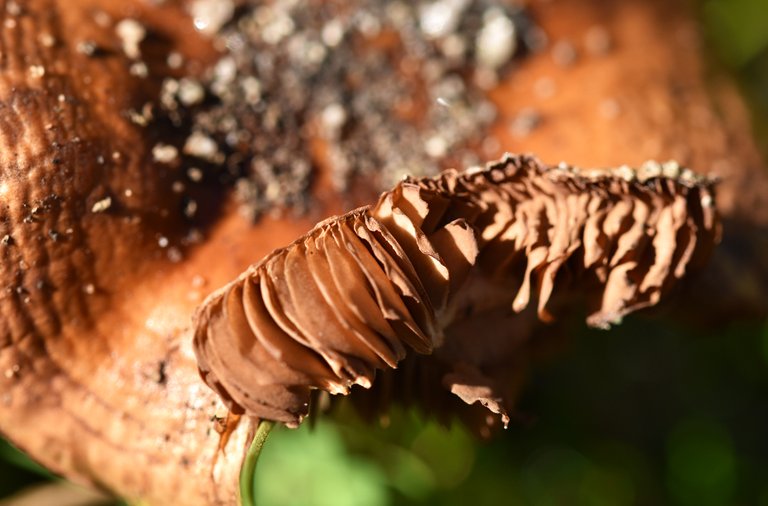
[639,160,663,180]
[662,160,681,178]
[38,33,56,48]
[178,78,205,106]
[260,9,295,45]
[321,103,347,137]
[28,65,45,79]
[6,1,21,16]
[420,0,468,39]
[190,0,234,35]
[116,19,146,59]
[615,164,636,182]
[356,11,381,37]
[213,57,237,85]
[152,143,179,163]
[475,8,516,69]
[160,78,180,110]
[167,51,184,69]
[465,165,483,175]
[424,135,448,158]
[679,168,696,183]
[91,196,112,213]
[184,200,198,218]
[183,131,219,160]
[187,167,204,182]
[440,33,466,59]
[167,247,183,263]
[304,41,327,65]
[321,20,344,47]
[241,76,262,104]
[129,62,149,78]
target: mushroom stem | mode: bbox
[239,420,274,506]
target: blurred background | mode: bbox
[2,0,767,504]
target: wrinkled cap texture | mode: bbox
[193,154,719,434]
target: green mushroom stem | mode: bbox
[239,420,275,506]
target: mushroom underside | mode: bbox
[193,154,719,435]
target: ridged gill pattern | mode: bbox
[193,154,719,426]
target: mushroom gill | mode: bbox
[193,154,719,431]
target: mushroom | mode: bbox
[0,0,766,505]
[194,154,719,434]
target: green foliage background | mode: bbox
[2,1,768,504]
[247,319,768,506]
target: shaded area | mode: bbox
[249,316,768,506]
[0,440,48,498]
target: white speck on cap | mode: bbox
[476,8,516,69]
[321,19,344,47]
[177,78,205,106]
[91,196,112,213]
[321,103,347,135]
[28,65,45,79]
[419,0,469,39]
[662,160,681,179]
[116,19,146,59]
[152,143,179,164]
[183,132,219,161]
[190,0,234,35]
[241,76,262,105]
[424,135,448,158]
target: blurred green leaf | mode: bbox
[519,445,634,506]
[666,418,736,506]
[255,420,388,506]
[0,439,51,478]
[704,0,768,67]
[409,422,475,489]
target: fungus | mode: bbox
[193,154,719,432]
[1,1,765,504]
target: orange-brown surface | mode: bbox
[0,0,765,505]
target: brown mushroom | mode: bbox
[194,154,719,433]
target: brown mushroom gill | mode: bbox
[193,154,719,429]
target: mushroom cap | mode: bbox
[1,0,764,503]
